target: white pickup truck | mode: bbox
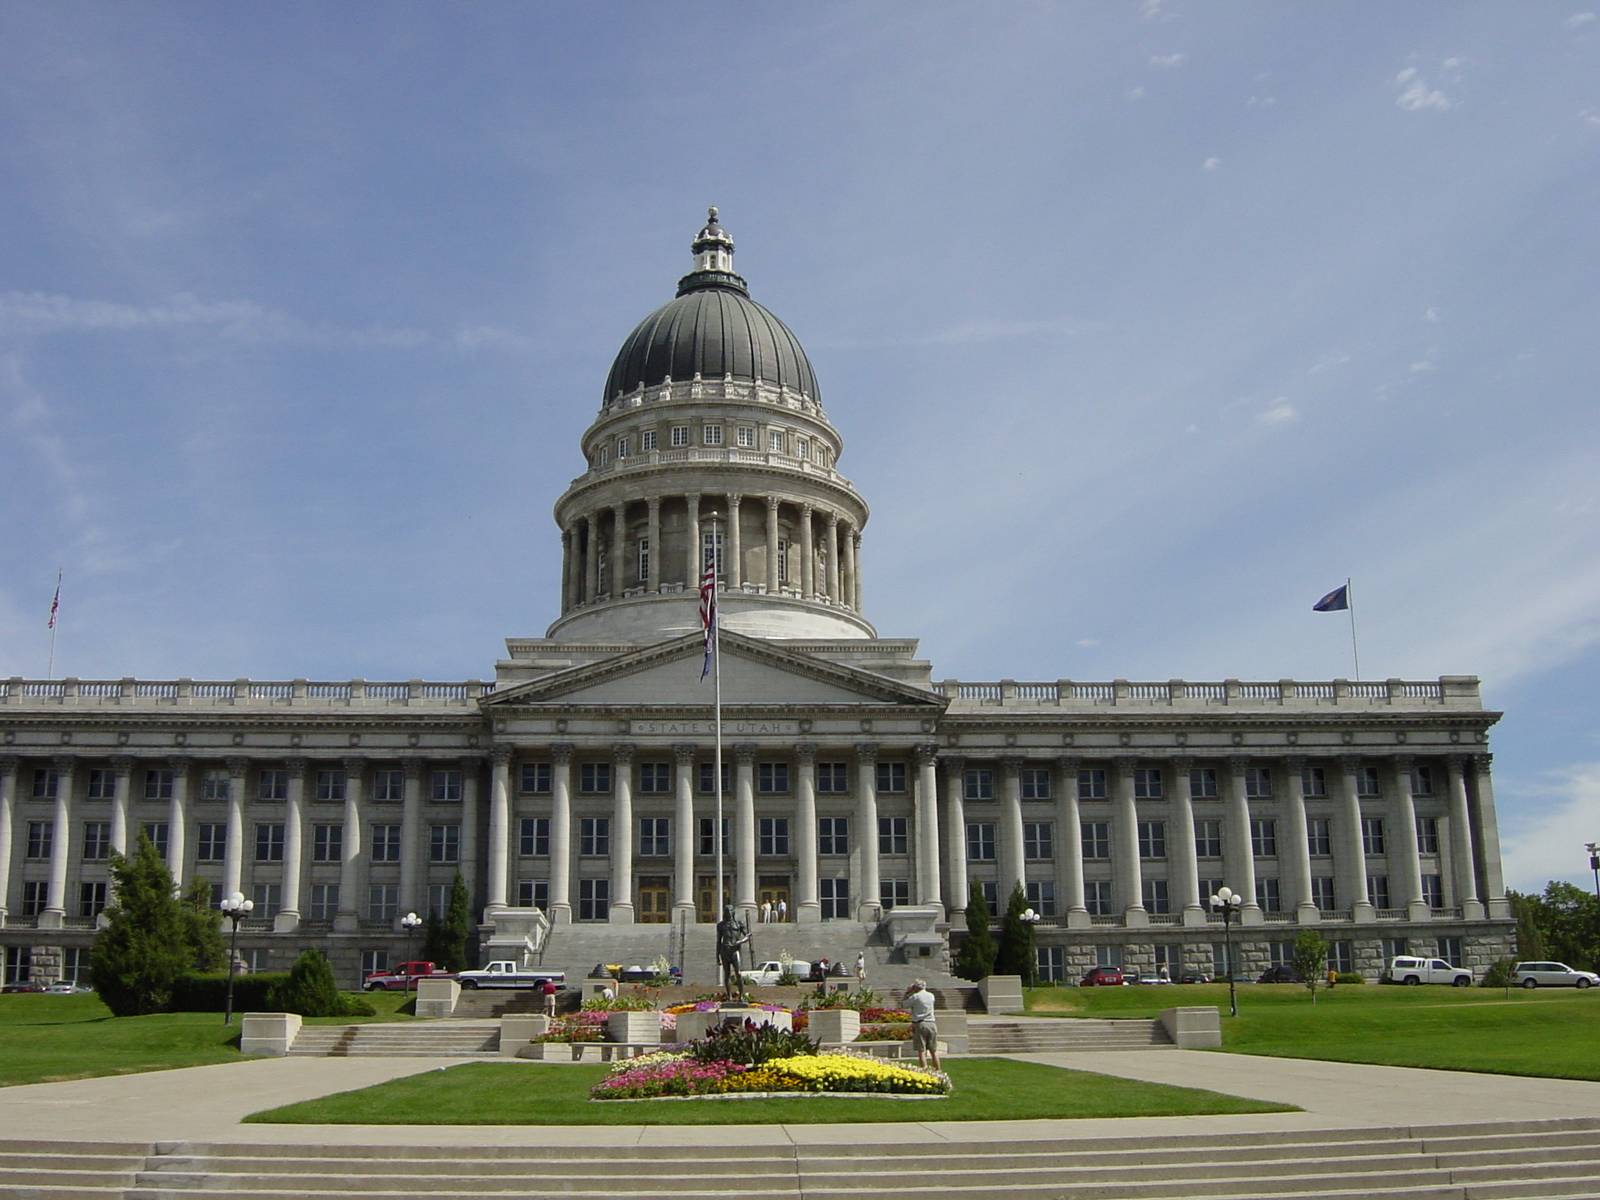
[1381,956,1472,987]
[740,959,810,986]
[454,960,566,990]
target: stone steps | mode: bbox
[967,1018,1171,1052]
[286,1022,500,1057]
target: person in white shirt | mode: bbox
[904,979,940,1070]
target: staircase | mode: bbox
[5,1118,1600,1198]
[286,1021,500,1057]
[967,1018,1171,1053]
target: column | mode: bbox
[1281,758,1316,922]
[914,745,942,909]
[336,758,365,931]
[167,758,190,888]
[672,744,696,919]
[611,504,626,596]
[1470,754,1508,918]
[277,758,306,931]
[0,758,16,924]
[765,496,781,593]
[550,744,574,924]
[583,512,600,603]
[1223,758,1259,922]
[459,758,479,903]
[855,743,881,920]
[224,757,247,897]
[486,747,511,912]
[1169,758,1204,924]
[825,512,841,602]
[795,744,820,923]
[109,756,133,854]
[1056,757,1087,927]
[684,493,701,587]
[998,757,1025,899]
[851,532,863,610]
[734,746,757,920]
[943,757,968,915]
[560,527,574,612]
[800,504,815,599]
[399,758,423,919]
[1389,757,1428,921]
[1113,758,1147,923]
[42,757,76,924]
[646,499,661,592]
[842,525,857,609]
[1338,757,1376,921]
[1445,757,1484,919]
[727,494,743,587]
[610,743,635,923]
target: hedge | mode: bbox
[170,971,291,1012]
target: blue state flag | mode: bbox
[1312,584,1349,612]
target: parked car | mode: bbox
[1,982,45,994]
[616,964,682,984]
[42,983,93,994]
[1081,966,1125,986]
[1178,971,1213,984]
[1380,956,1472,987]
[1511,961,1599,989]
[1256,965,1304,984]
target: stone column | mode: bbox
[1338,757,1376,922]
[611,504,626,596]
[224,757,247,897]
[459,758,479,902]
[825,512,840,603]
[842,526,858,609]
[0,758,16,924]
[685,493,701,588]
[561,527,574,612]
[734,746,757,921]
[672,744,696,919]
[109,756,133,854]
[999,757,1025,898]
[1056,757,1087,927]
[167,758,190,888]
[42,758,76,924]
[765,496,781,593]
[486,747,511,913]
[795,744,821,923]
[943,756,968,915]
[1113,758,1147,923]
[584,511,600,603]
[1390,757,1428,921]
[277,759,306,931]
[852,532,863,611]
[646,499,661,592]
[914,744,942,909]
[726,494,743,588]
[855,743,881,920]
[1470,755,1508,918]
[550,744,574,924]
[1281,758,1316,922]
[800,504,815,599]
[399,758,423,918]
[333,759,366,931]
[610,743,635,923]
[1169,758,1204,925]
[1223,758,1259,923]
[1445,757,1483,919]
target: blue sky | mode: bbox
[3,3,1597,894]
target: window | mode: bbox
[1026,879,1057,918]
[1153,944,1178,977]
[1358,766,1382,798]
[818,817,849,856]
[1244,767,1272,798]
[312,824,343,863]
[368,884,397,923]
[518,880,550,911]
[429,823,461,864]
[1257,877,1281,912]
[427,883,449,919]
[1381,937,1409,961]
[816,762,848,793]
[641,429,657,452]
[760,817,791,857]
[1134,767,1163,799]
[1416,817,1439,854]
[581,879,611,922]
[1421,874,1444,909]
[1328,940,1354,974]
[361,949,389,977]
[579,763,611,794]
[519,763,551,795]
[736,425,755,448]
[86,768,116,800]
[639,762,670,794]
[81,821,111,861]
[142,822,169,859]
[431,769,462,802]
[758,762,789,793]
[702,525,723,577]
[1077,768,1107,800]
[1307,817,1332,856]
[209,883,225,908]
[616,435,629,459]
[777,537,789,585]
[1362,816,1385,855]
[964,767,994,801]
[1411,764,1435,796]
[670,425,689,448]
[879,879,910,910]
[698,817,730,856]
[1082,822,1110,859]
[578,817,608,857]
[196,822,226,863]
[1023,821,1053,861]
[820,878,850,919]
[979,881,1000,917]
[698,762,730,795]
[596,445,608,467]
[768,428,785,453]
[200,773,230,802]
[1311,876,1336,911]
[21,881,48,918]
[1096,943,1123,969]
[640,817,671,857]
[637,536,649,585]
[373,768,405,802]
[1194,819,1222,858]
[371,824,401,862]
[63,946,91,986]
[1021,767,1051,800]
[966,822,996,861]
[1142,879,1170,914]
[1085,880,1113,916]
[144,768,174,802]
[1250,818,1277,857]
[1199,878,1224,906]
[1037,946,1065,983]
[867,816,903,855]
[1189,766,1219,799]
[1268,940,1294,968]
[31,768,59,800]
[876,762,907,793]
[1138,820,1167,859]
[255,823,285,862]
[315,769,346,803]
[258,770,288,802]
[1301,765,1327,797]
[795,437,808,462]
[1437,936,1462,966]
[520,817,550,857]
[252,882,282,919]
[309,883,340,922]
[1209,942,1229,978]
[703,424,723,446]
[78,881,108,918]
[1367,875,1391,909]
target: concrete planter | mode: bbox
[806,1008,861,1044]
[240,1012,301,1057]
[606,1010,661,1045]
[500,1014,551,1056]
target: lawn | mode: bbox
[248,1057,1293,1125]
[1026,982,1600,1080]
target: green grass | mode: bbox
[247,1058,1294,1125]
[1026,982,1600,1080]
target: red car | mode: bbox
[1081,966,1125,986]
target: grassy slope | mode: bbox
[248,1058,1293,1126]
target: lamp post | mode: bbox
[1586,843,1599,902]
[1210,885,1244,1017]
[1020,906,1042,985]
[401,911,422,992]
[220,891,254,1026]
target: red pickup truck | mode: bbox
[362,960,454,991]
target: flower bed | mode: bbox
[533,1010,612,1043]
[590,1047,950,1100]
[855,1023,912,1042]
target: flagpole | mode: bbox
[711,514,725,926]
[1346,577,1361,681]
[47,568,61,679]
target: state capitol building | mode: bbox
[1,211,1514,988]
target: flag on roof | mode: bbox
[48,572,61,629]
[1312,583,1349,612]
[699,562,717,679]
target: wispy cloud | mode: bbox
[1501,761,1600,892]
[1126,85,1146,101]
[1308,351,1351,375]
[1075,637,1101,648]
[1202,156,1222,171]
[1581,108,1600,127]
[1258,399,1298,426]
[1565,11,1596,28]
[1394,66,1452,112]
[1149,53,1186,68]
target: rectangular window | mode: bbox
[373,768,405,802]
[777,537,789,585]
[579,763,611,794]
[638,762,670,794]
[698,762,731,794]
[1437,936,1462,966]
[1021,767,1052,800]
[1194,819,1222,858]
[768,428,785,453]
[1138,820,1167,859]
[578,817,609,857]
[1082,822,1110,860]
[430,769,462,802]
[1381,936,1409,961]
[1329,940,1354,974]
[78,881,108,918]
[1311,876,1336,911]
[519,763,551,795]
[670,425,689,448]
[795,436,808,462]
[1142,878,1170,914]
[877,816,907,855]
[20,881,47,918]
[144,768,174,802]
[1077,768,1107,800]
[309,883,340,922]
[518,880,550,911]
[966,822,996,861]
[1244,767,1272,798]
[1085,879,1113,916]
[255,822,285,862]
[1411,764,1435,796]
[818,817,849,856]
[370,824,401,862]
[252,883,282,919]
[63,946,91,986]
[314,769,346,803]
[1362,816,1386,855]
[1023,821,1053,861]
[1250,818,1277,857]
[1367,875,1391,909]
[640,817,671,857]
[820,878,850,919]
[429,823,461,864]
[427,883,449,919]
[258,770,288,802]
[1307,817,1332,856]
[1096,943,1122,969]
[879,878,910,910]
[698,817,730,856]
[579,879,610,921]
[312,823,343,863]
[196,822,226,863]
[702,525,723,577]
[1269,940,1293,968]
[641,429,657,452]
[31,768,63,801]
[1301,765,1328,797]
[637,536,649,585]
[816,763,848,793]
[736,425,756,448]
[1258,877,1281,912]
[142,821,169,859]
[1416,817,1439,854]
[1026,879,1057,919]
[875,762,907,793]
[1189,767,1218,799]
[1134,767,1163,799]
[1421,874,1444,909]
[368,884,398,923]
[757,762,789,793]
[1358,766,1382,798]
[520,817,551,857]
[703,424,723,446]
[361,949,389,977]
[1199,878,1224,907]
[759,817,791,857]
[979,881,1000,918]
[86,768,116,800]
[964,767,994,801]
[81,821,111,861]
[616,435,629,459]
[199,773,230,802]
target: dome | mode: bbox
[602,209,820,403]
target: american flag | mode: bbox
[699,561,717,680]
[48,573,61,630]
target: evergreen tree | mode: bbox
[994,882,1039,986]
[1291,930,1328,1003]
[1510,890,1547,961]
[443,870,475,969]
[952,881,997,981]
[180,876,228,972]
[268,949,347,1016]
[91,834,190,1016]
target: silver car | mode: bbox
[1511,961,1598,989]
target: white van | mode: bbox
[1381,956,1472,987]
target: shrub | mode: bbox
[1481,958,1516,989]
[1335,972,1365,986]
[689,1017,818,1066]
[267,950,371,1016]
[170,971,290,1012]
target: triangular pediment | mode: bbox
[484,631,944,711]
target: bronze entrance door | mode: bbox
[637,877,671,923]
[757,878,791,920]
[696,874,733,923]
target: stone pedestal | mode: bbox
[414,978,459,1018]
[606,1010,661,1045]
[240,1012,301,1057]
[977,974,1024,1014]
[1160,1005,1222,1049]
[806,1008,860,1044]
[500,1014,550,1056]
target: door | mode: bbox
[757,877,791,921]
[638,877,671,924]
[697,874,733,923]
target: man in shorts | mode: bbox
[905,979,940,1071]
[541,978,558,1018]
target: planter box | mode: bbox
[500,1014,551,1056]
[607,1010,661,1045]
[414,978,460,1018]
[807,1008,861,1044]
[240,1012,301,1057]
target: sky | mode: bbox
[2,3,1597,895]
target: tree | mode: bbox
[1512,882,1600,971]
[91,834,191,1016]
[952,881,997,981]
[1510,890,1546,961]
[994,882,1038,986]
[268,949,347,1016]
[179,876,228,972]
[418,873,475,971]
[1291,930,1328,1004]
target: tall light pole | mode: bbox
[1586,843,1599,902]
[401,911,422,992]
[220,891,254,1026]
[1210,886,1244,1018]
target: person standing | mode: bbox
[760,899,772,925]
[541,978,558,1018]
[905,979,940,1071]
[855,950,866,985]
[776,897,787,922]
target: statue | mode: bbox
[716,905,752,1000]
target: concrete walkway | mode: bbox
[3,1050,1599,1148]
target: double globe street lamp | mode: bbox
[401,911,423,993]
[1210,885,1244,1017]
[220,891,254,1026]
